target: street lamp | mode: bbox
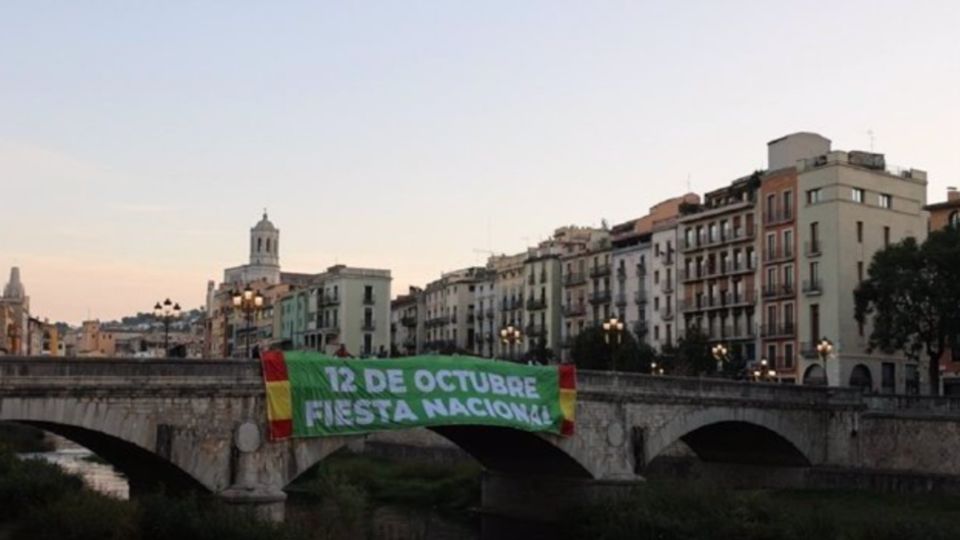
[816,337,833,385]
[602,317,625,371]
[232,285,264,359]
[650,360,664,376]
[711,343,729,376]
[153,298,181,357]
[500,325,522,361]
[753,357,778,382]
[153,298,181,354]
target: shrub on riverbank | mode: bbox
[0,423,54,453]
[0,446,306,540]
[559,482,960,540]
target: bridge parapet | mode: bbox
[864,394,960,417]
[578,370,864,409]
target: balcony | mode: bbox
[720,325,756,340]
[361,320,376,331]
[402,337,417,349]
[725,260,756,276]
[761,283,796,300]
[636,264,647,277]
[589,290,612,305]
[615,293,628,306]
[616,266,627,281]
[660,307,674,321]
[400,315,417,327]
[634,290,648,304]
[525,324,546,338]
[562,303,586,317]
[760,322,796,338]
[680,268,701,282]
[730,226,757,242]
[527,274,535,285]
[362,295,375,305]
[680,237,700,252]
[319,323,340,335]
[802,279,823,296]
[726,290,757,307]
[589,264,611,278]
[467,313,476,324]
[319,295,340,307]
[806,240,822,257]
[526,297,547,311]
[485,332,494,342]
[763,208,794,225]
[564,272,586,287]
[661,251,675,266]
[485,308,495,320]
[660,280,675,294]
[424,315,450,328]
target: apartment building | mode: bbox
[523,242,564,357]
[473,269,497,357]
[759,155,802,382]
[491,253,526,359]
[423,267,484,353]
[924,187,960,393]
[650,216,683,350]
[795,142,928,392]
[611,221,651,343]
[554,227,609,361]
[276,265,391,357]
[679,175,760,362]
[390,286,422,356]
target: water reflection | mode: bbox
[21,439,129,500]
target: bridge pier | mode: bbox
[218,486,287,522]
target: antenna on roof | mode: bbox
[867,129,875,151]
[686,173,692,193]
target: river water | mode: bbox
[20,437,129,499]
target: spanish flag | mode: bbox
[261,350,293,441]
[559,363,576,436]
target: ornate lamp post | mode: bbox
[602,317,625,371]
[711,343,729,376]
[153,298,181,357]
[500,325,522,361]
[650,360,664,376]
[232,286,264,359]
[752,357,778,382]
[816,337,833,385]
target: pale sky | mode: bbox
[2,1,958,324]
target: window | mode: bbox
[852,188,864,203]
[810,304,820,345]
[767,344,777,368]
[783,264,794,288]
[783,191,793,217]
[857,261,864,283]
[784,343,795,368]
[783,230,793,256]
[950,211,960,228]
[266,239,271,253]
[879,194,892,209]
[884,226,891,247]
[807,189,821,204]
[766,194,776,221]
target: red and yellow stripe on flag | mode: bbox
[558,364,576,436]
[261,350,293,441]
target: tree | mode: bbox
[571,325,657,373]
[522,336,555,365]
[855,228,960,394]
[659,328,715,376]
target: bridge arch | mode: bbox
[0,398,225,494]
[281,425,594,488]
[645,408,814,468]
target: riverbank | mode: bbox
[560,481,960,540]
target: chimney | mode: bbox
[948,187,959,202]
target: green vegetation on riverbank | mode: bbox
[0,423,54,453]
[290,451,481,523]
[0,445,305,540]
[561,481,960,540]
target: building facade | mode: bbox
[390,286,423,356]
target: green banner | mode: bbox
[262,351,576,439]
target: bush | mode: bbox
[12,491,138,540]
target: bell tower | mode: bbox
[249,210,280,267]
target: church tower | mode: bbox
[250,211,280,268]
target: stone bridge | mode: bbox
[2,357,960,525]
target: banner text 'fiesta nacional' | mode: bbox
[261,352,576,440]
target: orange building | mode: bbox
[924,187,960,392]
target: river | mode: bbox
[20,436,129,500]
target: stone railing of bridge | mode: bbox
[4,357,960,418]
